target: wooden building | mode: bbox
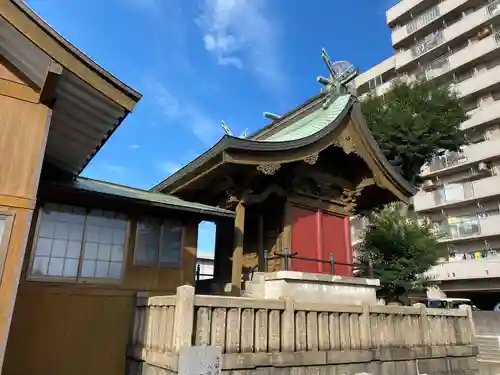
[153,64,417,294]
[0,1,234,374]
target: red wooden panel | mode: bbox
[290,205,322,273]
[322,213,352,276]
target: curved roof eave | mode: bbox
[350,101,417,198]
[4,0,142,111]
[152,96,356,193]
[154,96,417,201]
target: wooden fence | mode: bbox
[128,285,477,373]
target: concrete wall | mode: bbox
[127,286,479,375]
[473,312,500,335]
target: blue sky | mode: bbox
[27,0,398,255]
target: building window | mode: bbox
[368,75,383,90]
[30,204,128,281]
[135,218,183,267]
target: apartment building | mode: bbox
[353,0,500,309]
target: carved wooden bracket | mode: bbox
[222,188,253,209]
[340,187,363,214]
[332,128,361,157]
[256,163,281,175]
[339,178,376,213]
[243,184,287,206]
[303,152,319,165]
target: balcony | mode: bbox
[395,1,500,69]
[387,0,427,26]
[414,175,500,212]
[461,100,500,131]
[425,256,500,281]
[452,64,500,99]
[421,138,500,176]
[438,214,500,243]
[391,0,469,47]
[415,32,500,83]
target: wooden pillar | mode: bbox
[282,201,292,252]
[231,201,245,294]
[257,214,264,271]
[213,219,234,281]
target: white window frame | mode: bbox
[27,204,130,283]
[134,217,184,268]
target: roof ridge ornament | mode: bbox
[221,120,248,139]
[221,120,233,136]
[318,48,359,109]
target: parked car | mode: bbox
[409,297,479,310]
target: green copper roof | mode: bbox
[263,94,351,142]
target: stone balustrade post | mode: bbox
[172,285,195,352]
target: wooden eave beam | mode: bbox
[1,1,140,111]
[39,60,62,107]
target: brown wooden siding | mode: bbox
[0,55,49,371]
[0,94,49,198]
[3,204,199,375]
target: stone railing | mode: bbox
[127,285,479,375]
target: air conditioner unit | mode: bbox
[477,27,492,40]
[422,179,438,191]
[478,161,490,172]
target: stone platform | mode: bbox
[243,270,380,305]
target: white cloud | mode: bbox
[158,161,182,175]
[145,79,221,144]
[198,0,286,92]
[128,144,140,150]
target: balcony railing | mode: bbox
[411,31,444,58]
[438,213,500,241]
[406,5,440,34]
[429,151,466,172]
[439,217,481,240]
[433,182,474,205]
[488,0,500,17]
[414,30,500,83]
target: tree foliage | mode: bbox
[361,79,468,184]
[357,202,445,303]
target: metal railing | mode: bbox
[429,150,467,172]
[406,5,440,34]
[411,30,444,58]
[263,248,374,277]
[433,182,474,205]
[439,217,481,239]
[194,248,376,282]
[487,0,500,17]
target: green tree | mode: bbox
[357,202,445,303]
[361,79,468,184]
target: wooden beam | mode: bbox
[39,60,62,108]
[231,201,245,294]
